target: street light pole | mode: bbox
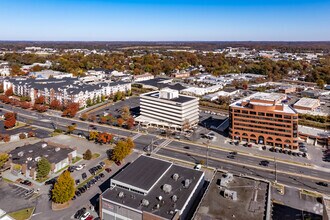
[274,156,277,183]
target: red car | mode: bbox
[105,168,112,173]
[115,161,121,166]
[86,216,93,220]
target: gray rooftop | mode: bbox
[112,156,172,192]
[9,142,75,168]
[102,156,204,219]
[142,91,197,104]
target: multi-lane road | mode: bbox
[1,103,330,195]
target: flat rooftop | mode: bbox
[194,172,268,220]
[103,156,204,219]
[9,142,74,168]
[142,91,197,104]
[294,97,319,108]
[230,92,296,114]
[112,156,172,193]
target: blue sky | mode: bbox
[0,0,329,41]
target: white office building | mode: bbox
[136,88,199,130]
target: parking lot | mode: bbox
[0,181,38,214]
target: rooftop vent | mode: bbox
[163,184,172,194]
[55,147,60,152]
[141,199,149,207]
[172,195,178,203]
[184,179,191,188]
[28,150,33,153]
[18,151,24,157]
[41,143,47,148]
[157,196,163,201]
[155,204,160,209]
[27,157,32,161]
[118,191,124,198]
[44,155,48,157]
[172,173,179,181]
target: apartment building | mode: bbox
[229,92,299,149]
[136,88,199,130]
[3,78,131,108]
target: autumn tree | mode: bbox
[4,112,16,129]
[50,99,62,110]
[37,157,51,180]
[35,96,45,105]
[89,131,99,141]
[28,131,35,137]
[52,170,75,204]
[316,79,325,89]
[19,133,26,139]
[33,104,48,112]
[126,117,135,129]
[0,153,9,168]
[62,102,79,118]
[10,64,24,76]
[67,124,76,134]
[121,106,131,121]
[80,113,88,121]
[20,101,31,109]
[117,118,124,127]
[111,140,132,162]
[83,149,92,160]
[5,87,13,96]
[126,137,135,149]
[3,135,10,142]
[97,132,113,144]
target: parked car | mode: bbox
[76,164,86,171]
[82,173,87,180]
[45,177,57,185]
[74,208,86,219]
[20,180,32,186]
[227,155,235,159]
[99,162,105,167]
[80,212,91,220]
[99,173,105,178]
[115,161,122,166]
[105,168,112,173]
[75,179,80,185]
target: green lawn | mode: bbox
[55,165,69,174]
[92,153,100,159]
[72,156,82,164]
[8,207,34,220]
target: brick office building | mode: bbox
[229,92,299,149]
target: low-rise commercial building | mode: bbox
[294,98,320,111]
[136,88,199,130]
[229,92,299,149]
[100,155,205,220]
[133,73,154,82]
[8,142,77,180]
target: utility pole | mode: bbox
[274,156,277,183]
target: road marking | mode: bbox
[132,133,142,140]
[162,146,330,183]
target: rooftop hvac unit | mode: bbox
[18,151,24,157]
[35,157,41,162]
[141,199,149,207]
[118,191,124,198]
[55,147,60,152]
[155,204,160,209]
[184,179,191,188]
[163,184,172,193]
[172,173,179,181]
[41,143,47,148]
[28,150,33,153]
[27,157,32,161]
[157,196,163,201]
[172,195,178,202]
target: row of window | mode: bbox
[233,122,292,133]
[233,113,294,124]
[233,127,295,138]
[231,108,297,119]
[232,118,293,128]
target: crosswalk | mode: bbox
[132,133,142,140]
[153,139,172,154]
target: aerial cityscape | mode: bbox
[0,1,330,220]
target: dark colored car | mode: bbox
[105,168,112,173]
[99,173,105,178]
[316,182,328,187]
[259,160,270,166]
[75,190,81,197]
[45,177,57,185]
[20,180,32,186]
[75,179,80,185]
[227,155,235,159]
[82,172,87,180]
[68,166,76,173]
[115,161,122,166]
[96,165,102,170]
[230,151,237,155]
[74,207,86,219]
[99,162,105,167]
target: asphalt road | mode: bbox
[1,103,330,195]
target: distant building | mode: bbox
[21,61,52,73]
[28,70,73,79]
[136,88,199,130]
[278,85,296,94]
[133,73,154,82]
[294,98,320,111]
[8,142,77,180]
[171,71,190,78]
[100,155,205,220]
[301,89,330,99]
[229,92,299,149]
[3,78,131,108]
[203,89,240,101]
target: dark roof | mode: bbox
[143,91,197,104]
[9,142,75,168]
[112,156,172,192]
[102,156,204,219]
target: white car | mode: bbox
[76,164,86,171]
[80,212,90,220]
[194,164,202,170]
